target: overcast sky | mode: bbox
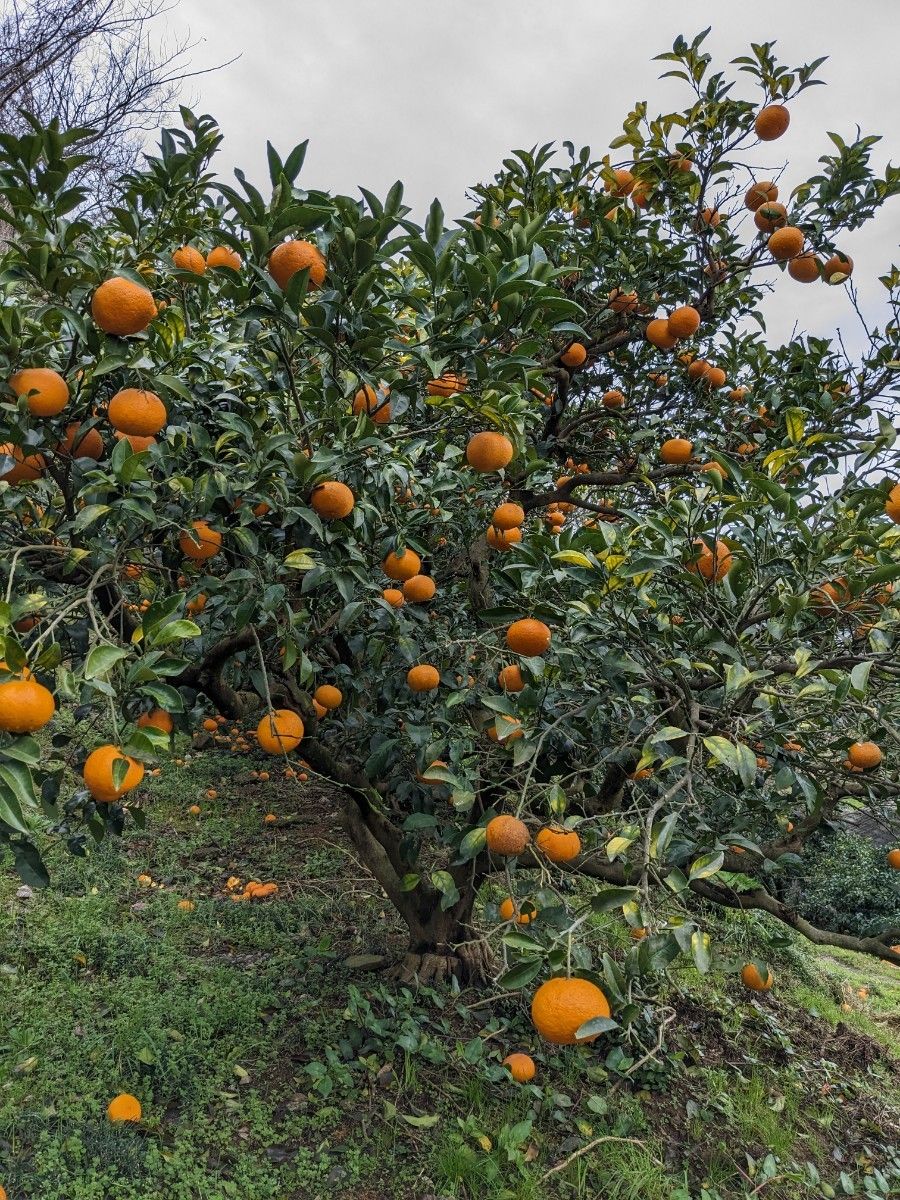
[167,0,900,351]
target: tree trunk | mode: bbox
[390,893,495,986]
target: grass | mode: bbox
[0,742,898,1198]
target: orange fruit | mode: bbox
[610,168,635,196]
[768,227,804,261]
[172,245,206,274]
[352,384,391,424]
[312,699,327,718]
[885,483,900,524]
[754,202,787,233]
[188,804,201,815]
[499,898,538,924]
[177,898,196,911]
[402,574,436,602]
[206,245,242,270]
[83,745,145,802]
[492,502,525,529]
[426,372,468,397]
[740,963,774,991]
[115,431,156,451]
[0,444,45,483]
[382,587,405,607]
[705,367,727,389]
[0,665,55,733]
[383,548,421,580]
[497,664,525,692]
[667,306,701,339]
[687,359,711,381]
[107,388,167,436]
[9,367,69,416]
[136,709,173,735]
[486,525,522,550]
[699,208,721,228]
[179,520,222,561]
[823,253,853,283]
[92,277,156,336]
[466,431,514,472]
[608,288,639,313]
[602,389,625,409]
[502,1052,536,1082]
[788,252,820,282]
[744,181,778,211]
[660,437,693,465]
[506,618,551,656]
[535,825,582,863]
[810,578,850,613]
[268,239,326,289]
[645,318,678,350]
[107,1093,142,1122]
[629,926,647,940]
[485,814,530,855]
[754,104,790,141]
[314,684,342,709]
[58,423,103,459]
[407,664,440,692]
[186,593,207,616]
[531,976,610,1044]
[560,342,587,368]
[201,717,218,733]
[688,538,733,582]
[847,741,882,770]
[257,709,304,754]
[886,849,900,870]
[311,480,355,520]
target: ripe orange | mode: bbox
[660,437,693,464]
[608,288,639,313]
[107,388,167,436]
[0,444,45,483]
[705,367,727,389]
[92,277,156,336]
[311,481,355,520]
[486,525,522,550]
[172,245,206,274]
[667,306,701,339]
[179,520,222,560]
[466,431,514,472]
[382,587,405,607]
[492,502,525,529]
[383,548,421,580]
[58,423,103,459]
[688,537,733,583]
[754,202,787,233]
[788,253,821,283]
[268,239,326,289]
[560,342,587,368]
[352,384,391,424]
[0,665,55,733]
[687,359,711,381]
[186,593,208,616]
[699,208,721,228]
[83,745,145,802]
[485,814,530,855]
[885,483,900,524]
[136,709,173,734]
[502,1052,536,1082]
[312,699,328,719]
[257,709,304,754]
[107,1093,142,1122]
[531,977,611,1044]
[823,253,853,283]
[740,963,774,991]
[402,574,436,602]
[602,389,625,409]
[426,372,467,397]
[768,227,804,260]
[887,849,900,870]
[754,104,790,141]
[115,431,157,451]
[810,578,850,613]
[206,245,242,270]
[506,618,551,656]
[9,367,69,416]
[744,181,778,211]
[499,898,538,925]
[497,664,525,692]
[847,741,882,770]
[645,318,678,350]
[610,167,635,196]
[407,664,440,692]
[535,826,582,863]
[314,684,343,709]
[178,899,196,911]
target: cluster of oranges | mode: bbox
[224,875,279,901]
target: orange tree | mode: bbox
[2,34,900,1022]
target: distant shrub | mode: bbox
[783,830,900,938]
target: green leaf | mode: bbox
[688,851,724,882]
[497,959,542,990]
[576,1016,619,1039]
[691,930,711,974]
[590,887,638,912]
[458,826,486,862]
[149,620,201,647]
[784,408,806,444]
[84,643,128,680]
[283,549,317,570]
[553,550,594,569]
